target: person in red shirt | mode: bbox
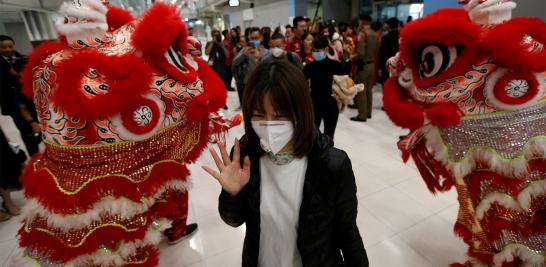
[299,32,315,65]
[287,16,307,57]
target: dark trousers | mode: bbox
[313,97,339,140]
[355,63,374,119]
[9,112,39,156]
[224,66,233,90]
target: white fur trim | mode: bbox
[21,179,190,230]
[423,126,546,178]
[10,220,172,267]
[185,54,199,71]
[67,220,171,266]
[493,244,545,267]
[110,94,167,141]
[475,180,546,220]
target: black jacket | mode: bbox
[219,132,369,267]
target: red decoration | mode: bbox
[493,71,539,105]
[52,50,152,120]
[105,4,134,31]
[399,9,482,88]
[483,18,546,72]
[120,97,161,135]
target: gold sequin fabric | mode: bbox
[29,119,200,198]
[21,214,148,248]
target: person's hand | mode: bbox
[30,121,41,134]
[202,138,251,196]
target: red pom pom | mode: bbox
[105,5,134,31]
[195,57,227,111]
[483,18,546,72]
[132,3,186,56]
[424,103,463,128]
[52,50,152,120]
[383,77,425,129]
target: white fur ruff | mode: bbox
[21,179,190,230]
[9,220,172,267]
[493,244,546,267]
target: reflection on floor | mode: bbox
[0,88,467,267]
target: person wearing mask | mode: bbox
[203,61,369,267]
[222,29,236,91]
[303,36,348,140]
[0,35,41,156]
[299,32,315,65]
[287,16,307,56]
[262,33,303,69]
[378,17,401,85]
[232,27,270,109]
[350,15,379,122]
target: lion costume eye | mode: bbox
[419,44,460,79]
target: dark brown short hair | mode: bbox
[242,61,315,158]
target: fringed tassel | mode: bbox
[410,139,454,194]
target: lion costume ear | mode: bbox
[482,18,546,72]
[132,2,189,57]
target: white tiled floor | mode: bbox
[0,87,467,266]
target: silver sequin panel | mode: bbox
[476,170,546,203]
[492,230,546,255]
[439,102,546,161]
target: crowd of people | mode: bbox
[203,14,404,139]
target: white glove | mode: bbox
[464,0,517,25]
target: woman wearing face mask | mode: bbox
[262,33,303,69]
[303,36,348,140]
[299,32,315,65]
[203,61,368,267]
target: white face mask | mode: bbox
[251,120,294,154]
[270,47,285,58]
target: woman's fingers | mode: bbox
[209,148,225,172]
[218,141,231,165]
[202,165,222,182]
[232,138,241,163]
[242,156,251,177]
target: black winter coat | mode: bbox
[218,132,369,267]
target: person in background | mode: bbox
[378,17,400,85]
[303,36,348,140]
[222,29,236,91]
[261,27,272,50]
[0,128,24,221]
[232,27,270,109]
[287,16,307,56]
[203,61,369,267]
[326,24,343,62]
[285,24,294,44]
[188,27,195,36]
[300,32,314,65]
[205,30,230,109]
[350,15,379,122]
[0,35,41,156]
[262,33,303,69]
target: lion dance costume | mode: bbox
[383,0,546,266]
[12,0,239,266]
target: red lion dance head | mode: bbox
[384,0,546,266]
[13,0,230,266]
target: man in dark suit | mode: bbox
[0,35,40,155]
[378,17,401,85]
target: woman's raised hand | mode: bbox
[202,138,251,196]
